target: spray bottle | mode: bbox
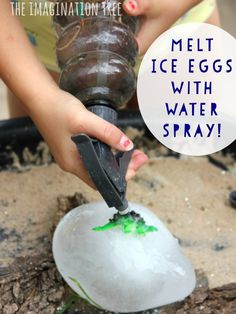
[54,0,139,213]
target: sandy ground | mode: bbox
[0,2,236,312]
[0,156,236,290]
[0,0,236,120]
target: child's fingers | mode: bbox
[126,149,149,180]
[71,111,148,185]
[123,0,151,16]
[123,0,162,54]
[78,110,134,152]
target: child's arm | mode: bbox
[0,0,148,187]
[123,0,205,54]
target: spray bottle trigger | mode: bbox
[71,133,133,212]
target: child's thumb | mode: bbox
[81,110,134,152]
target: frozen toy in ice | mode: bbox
[53,201,196,313]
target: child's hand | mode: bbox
[0,0,148,188]
[30,89,148,187]
[123,0,202,55]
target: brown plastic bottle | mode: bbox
[53,0,139,110]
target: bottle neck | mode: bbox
[87,103,118,125]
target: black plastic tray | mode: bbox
[0,110,146,168]
[0,110,235,168]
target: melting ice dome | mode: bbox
[53,201,196,312]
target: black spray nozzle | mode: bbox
[71,105,133,212]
